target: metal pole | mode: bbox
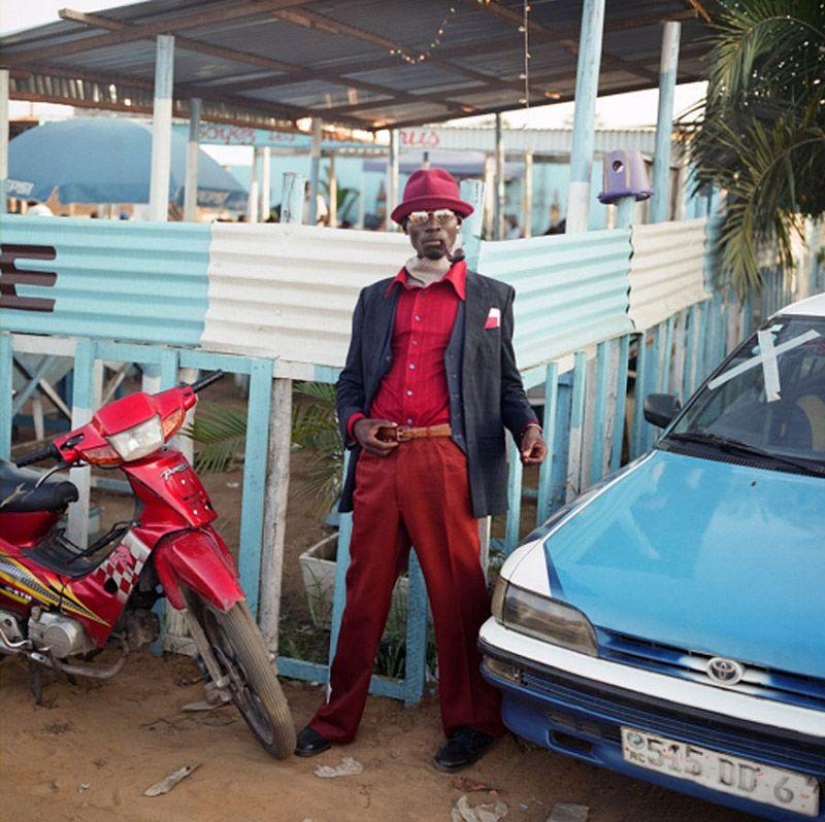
[260,146,271,221]
[183,97,201,222]
[149,35,175,222]
[281,172,306,224]
[308,118,322,224]
[386,129,399,231]
[522,152,533,238]
[566,0,605,233]
[651,21,681,223]
[0,69,8,216]
[494,113,505,240]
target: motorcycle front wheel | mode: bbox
[188,596,296,758]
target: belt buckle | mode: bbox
[395,426,413,442]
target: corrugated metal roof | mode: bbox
[1,0,719,132]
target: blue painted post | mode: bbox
[536,362,559,522]
[662,315,676,395]
[566,352,588,501]
[329,511,352,664]
[66,339,99,548]
[566,0,606,233]
[504,436,524,554]
[683,305,698,399]
[611,335,630,471]
[590,341,610,486]
[459,178,486,271]
[0,69,8,217]
[237,357,274,617]
[632,333,649,458]
[0,334,12,456]
[651,22,681,223]
[403,552,428,706]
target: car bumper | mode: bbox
[480,619,825,822]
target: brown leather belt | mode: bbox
[377,423,452,443]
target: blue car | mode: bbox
[480,293,825,820]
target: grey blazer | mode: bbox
[336,269,538,518]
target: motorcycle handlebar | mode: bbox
[189,370,225,394]
[15,443,60,467]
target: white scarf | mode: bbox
[404,254,453,287]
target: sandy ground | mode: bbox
[0,647,760,822]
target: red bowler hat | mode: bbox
[391,168,474,224]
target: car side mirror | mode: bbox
[644,393,682,428]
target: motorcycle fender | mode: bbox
[153,530,244,612]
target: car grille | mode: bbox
[599,630,825,714]
[519,666,825,774]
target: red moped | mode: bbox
[0,371,296,758]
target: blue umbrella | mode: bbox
[6,117,248,210]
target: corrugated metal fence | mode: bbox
[0,212,799,704]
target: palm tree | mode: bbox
[686,1,825,297]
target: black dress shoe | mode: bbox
[295,726,332,757]
[433,728,495,772]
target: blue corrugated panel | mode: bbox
[478,230,634,370]
[0,215,210,346]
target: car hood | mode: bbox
[536,450,825,678]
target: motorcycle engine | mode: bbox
[29,610,92,658]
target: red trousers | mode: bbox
[309,438,505,743]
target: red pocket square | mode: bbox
[484,307,501,329]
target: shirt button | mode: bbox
[409,363,416,370]
[407,390,413,396]
[414,315,421,322]
[407,418,413,425]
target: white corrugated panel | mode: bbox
[629,218,711,330]
[203,223,409,373]
[479,229,635,372]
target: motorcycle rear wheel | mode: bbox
[190,597,296,758]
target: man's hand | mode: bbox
[353,418,400,458]
[520,425,547,466]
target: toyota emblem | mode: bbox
[706,656,745,686]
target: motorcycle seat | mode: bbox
[0,460,79,513]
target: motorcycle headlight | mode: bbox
[492,577,597,656]
[106,414,164,461]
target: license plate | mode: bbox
[621,727,820,817]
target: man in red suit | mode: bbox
[296,168,547,771]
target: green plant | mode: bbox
[184,402,247,473]
[184,382,343,516]
[686,1,825,297]
[291,382,343,513]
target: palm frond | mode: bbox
[686,0,825,297]
[183,401,247,473]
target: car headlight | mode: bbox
[492,577,597,656]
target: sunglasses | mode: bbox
[406,208,458,226]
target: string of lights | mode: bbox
[389,5,457,64]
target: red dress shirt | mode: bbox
[348,260,466,436]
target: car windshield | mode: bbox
[668,313,825,465]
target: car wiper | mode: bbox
[665,432,825,477]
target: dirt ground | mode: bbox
[0,648,761,822]
[4,383,759,822]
